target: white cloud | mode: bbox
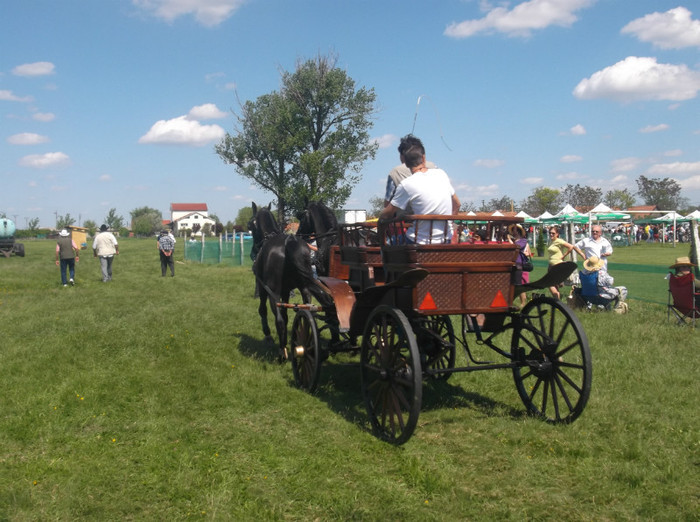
[12,61,55,77]
[647,161,700,177]
[680,176,700,190]
[560,155,582,163]
[100,174,112,182]
[573,56,700,102]
[214,186,227,191]
[0,89,33,102]
[639,123,669,133]
[454,182,499,197]
[139,115,225,146]
[187,103,227,120]
[621,7,700,50]
[610,157,641,173]
[19,152,70,168]
[664,149,683,157]
[521,177,543,185]
[7,133,50,145]
[444,0,595,39]
[570,124,586,135]
[32,112,55,122]
[473,158,505,168]
[372,134,397,149]
[555,171,582,180]
[133,0,245,27]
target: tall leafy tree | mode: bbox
[604,189,636,209]
[559,184,602,209]
[104,208,124,230]
[520,187,560,217]
[235,206,254,228]
[130,206,162,236]
[635,175,687,210]
[216,53,378,222]
[56,213,76,229]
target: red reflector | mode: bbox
[419,292,437,310]
[490,290,508,308]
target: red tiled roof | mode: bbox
[170,203,208,212]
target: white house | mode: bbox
[170,203,216,235]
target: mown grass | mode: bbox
[0,238,698,520]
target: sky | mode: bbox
[1,0,700,229]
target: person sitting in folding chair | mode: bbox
[667,256,700,326]
[575,256,627,311]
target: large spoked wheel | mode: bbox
[416,315,456,381]
[512,296,592,424]
[361,305,422,445]
[290,309,322,393]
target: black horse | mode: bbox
[248,202,332,359]
[296,200,339,277]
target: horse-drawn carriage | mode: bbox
[251,205,591,444]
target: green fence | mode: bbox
[530,259,673,306]
[183,238,254,267]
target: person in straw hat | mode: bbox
[581,255,628,305]
[669,256,699,304]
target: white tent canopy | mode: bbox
[590,203,613,213]
[537,211,554,220]
[556,204,580,216]
[684,210,700,220]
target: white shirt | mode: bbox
[390,168,455,244]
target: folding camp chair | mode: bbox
[573,270,618,311]
[667,272,700,327]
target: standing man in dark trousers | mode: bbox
[157,229,175,277]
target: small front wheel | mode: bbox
[290,309,322,393]
[361,305,422,444]
[512,296,592,423]
[416,315,456,381]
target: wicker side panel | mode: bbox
[463,272,512,310]
[415,248,516,264]
[416,273,462,310]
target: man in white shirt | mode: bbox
[576,225,612,266]
[93,224,119,282]
[379,136,460,244]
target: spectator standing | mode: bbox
[576,224,612,266]
[93,224,119,282]
[157,229,175,277]
[55,229,79,287]
[547,226,584,300]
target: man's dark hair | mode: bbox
[403,144,425,168]
[397,134,425,156]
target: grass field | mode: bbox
[0,238,698,520]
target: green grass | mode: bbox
[0,239,698,520]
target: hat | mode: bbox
[583,256,605,272]
[669,256,696,269]
[100,224,108,232]
[160,229,169,235]
[59,229,70,237]
[507,223,525,237]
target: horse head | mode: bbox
[249,202,279,260]
[296,200,339,276]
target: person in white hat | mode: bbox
[55,229,79,286]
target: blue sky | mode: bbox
[2,0,699,228]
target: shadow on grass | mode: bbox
[234,332,526,440]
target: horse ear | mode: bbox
[266,202,272,210]
[252,202,258,214]
[303,196,309,208]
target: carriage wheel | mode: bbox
[290,309,322,393]
[512,296,591,423]
[361,305,422,445]
[417,315,456,381]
